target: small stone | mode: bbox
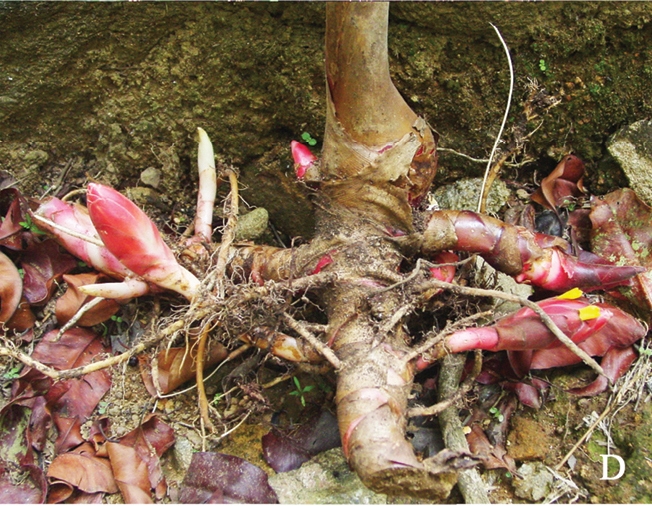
[235,207,269,241]
[432,177,511,214]
[607,119,652,206]
[507,416,552,461]
[268,448,387,504]
[140,167,161,188]
[172,436,195,473]
[513,462,554,501]
[23,149,49,165]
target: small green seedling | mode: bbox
[97,401,109,415]
[539,59,548,73]
[489,406,505,423]
[100,314,125,337]
[301,131,318,147]
[19,214,45,235]
[2,365,22,380]
[111,314,125,332]
[638,346,652,357]
[289,376,315,407]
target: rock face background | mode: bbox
[2,2,652,237]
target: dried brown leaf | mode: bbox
[0,188,26,250]
[29,329,112,421]
[106,442,153,504]
[53,414,85,455]
[140,341,228,395]
[531,154,586,210]
[20,239,77,305]
[115,415,174,499]
[179,452,279,504]
[590,188,652,317]
[47,443,118,494]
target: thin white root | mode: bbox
[30,213,105,247]
[57,296,108,339]
[477,23,514,214]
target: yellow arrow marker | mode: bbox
[578,305,601,321]
[558,287,584,300]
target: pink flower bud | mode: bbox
[291,141,317,179]
[86,183,200,300]
[429,251,458,283]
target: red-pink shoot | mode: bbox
[86,183,200,300]
[291,141,317,179]
[445,297,612,354]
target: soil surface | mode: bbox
[2,2,652,504]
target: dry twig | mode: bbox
[0,319,186,380]
[437,353,490,504]
[283,312,342,370]
[196,167,240,431]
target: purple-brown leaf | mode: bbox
[179,452,278,504]
[590,188,652,318]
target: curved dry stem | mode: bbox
[477,23,514,214]
[408,350,482,418]
[196,324,215,431]
[30,213,105,247]
[282,312,341,370]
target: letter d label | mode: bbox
[601,454,625,480]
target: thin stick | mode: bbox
[556,402,612,471]
[437,353,490,504]
[57,297,107,339]
[215,410,252,443]
[477,23,514,214]
[437,147,531,168]
[408,350,482,418]
[402,311,493,365]
[30,213,105,247]
[283,312,342,370]
[0,319,185,381]
[556,345,652,470]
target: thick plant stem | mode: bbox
[322,3,438,230]
[323,233,463,500]
[318,3,462,499]
[324,2,416,148]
